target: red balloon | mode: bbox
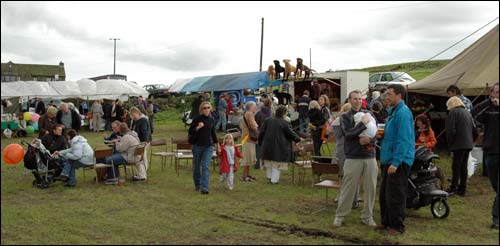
[2,144,25,165]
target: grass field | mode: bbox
[1,109,498,245]
[352,59,450,81]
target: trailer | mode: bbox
[283,71,369,110]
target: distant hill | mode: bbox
[349,59,450,81]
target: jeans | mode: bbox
[104,118,112,131]
[192,144,214,192]
[255,144,262,169]
[485,153,499,225]
[299,117,310,135]
[215,112,227,132]
[380,163,409,233]
[61,159,87,186]
[105,153,128,179]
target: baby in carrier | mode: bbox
[353,112,377,151]
[23,139,63,188]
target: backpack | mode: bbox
[23,145,38,170]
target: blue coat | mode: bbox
[380,101,415,167]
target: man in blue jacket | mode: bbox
[378,84,415,235]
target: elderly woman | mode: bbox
[240,101,259,182]
[38,106,58,138]
[104,123,140,184]
[189,101,220,194]
[259,105,301,184]
[91,100,103,132]
[445,96,473,196]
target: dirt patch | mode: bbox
[215,214,398,245]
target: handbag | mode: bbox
[243,114,259,142]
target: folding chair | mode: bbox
[292,141,314,186]
[120,143,147,181]
[311,158,341,207]
[174,142,193,177]
[149,139,174,172]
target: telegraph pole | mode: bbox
[109,38,120,75]
[259,18,264,71]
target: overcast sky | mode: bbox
[1,1,498,87]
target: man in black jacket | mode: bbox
[333,90,378,228]
[472,82,499,229]
[298,90,311,134]
[35,97,46,116]
[41,124,68,154]
[56,103,81,132]
[102,100,113,131]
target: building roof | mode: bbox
[1,61,66,78]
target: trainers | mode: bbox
[201,190,209,195]
[362,219,378,228]
[244,176,254,182]
[132,176,146,182]
[228,186,234,191]
[105,179,118,185]
[333,217,343,227]
[59,174,69,182]
[248,175,256,181]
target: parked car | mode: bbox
[369,72,416,89]
[143,84,170,99]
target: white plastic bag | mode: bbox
[3,128,12,138]
[467,153,477,178]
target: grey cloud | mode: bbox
[317,2,497,48]
[1,2,108,48]
[120,45,224,72]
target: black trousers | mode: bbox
[451,150,471,192]
[380,163,409,233]
[313,128,322,156]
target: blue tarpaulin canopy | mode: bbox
[169,71,273,92]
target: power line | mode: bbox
[393,16,499,81]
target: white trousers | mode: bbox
[266,167,281,183]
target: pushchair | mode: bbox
[406,146,450,219]
[22,139,64,189]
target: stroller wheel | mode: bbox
[431,198,449,219]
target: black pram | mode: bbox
[406,146,449,219]
[22,139,64,188]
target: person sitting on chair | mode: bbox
[104,123,140,185]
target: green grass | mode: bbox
[1,110,498,244]
[351,60,450,81]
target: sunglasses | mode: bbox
[203,107,211,110]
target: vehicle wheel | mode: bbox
[431,198,449,219]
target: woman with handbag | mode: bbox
[241,101,259,182]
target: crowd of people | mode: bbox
[28,96,155,187]
[188,82,499,233]
[17,81,499,232]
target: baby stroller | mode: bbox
[406,146,450,219]
[22,139,64,189]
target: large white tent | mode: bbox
[1,79,149,100]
